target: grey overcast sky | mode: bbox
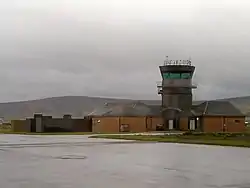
[0,0,250,102]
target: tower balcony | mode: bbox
[156,81,197,94]
[157,81,163,94]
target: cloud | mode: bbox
[0,0,250,102]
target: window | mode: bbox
[169,73,181,79]
[163,73,170,79]
[162,72,192,79]
[162,73,181,79]
[120,124,129,132]
[235,120,240,123]
[181,73,191,79]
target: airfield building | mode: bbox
[10,56,246,133]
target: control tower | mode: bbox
[157,56,197,130]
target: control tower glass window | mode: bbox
[181,73,191,79]
[163,72,191,79]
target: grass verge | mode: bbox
[90,133,250,148]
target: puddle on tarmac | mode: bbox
[53,154,87,160]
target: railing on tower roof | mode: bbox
[163,56,192,66]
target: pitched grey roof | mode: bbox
[88,100,245,117]
[192,100,205,106]
[194,101,245,116]
[88,101,161,117]
[147,105,162,116]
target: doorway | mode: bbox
[169,120,174,130]
[188,118,197,131]
[167,119,179,130]
[30,119,36,132]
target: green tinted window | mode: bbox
[169,73,181,79]
[163,73,181,79]
[163,73,170,79]
[163,72,191,79]
[181,73,191,79]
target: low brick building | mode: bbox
[10,101,246,133]
[92,116,163,133]
[90,100,246,133]
[11,114,92,133]
[192,101,246,132]
[162,100,246,132]
[11,119,31,132]
[90,101,163,133]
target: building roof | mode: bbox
[147,105,162,116]
[88,101,161,117]
[193,101,245,116]
[88,100,245,117]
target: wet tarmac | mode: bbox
[0,134,250,188]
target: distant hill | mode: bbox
[0,95,250,120]
[0,96,161,120]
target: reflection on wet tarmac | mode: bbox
[0,134,250,188]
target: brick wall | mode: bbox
[225,117,246,132]
[39,117,92,132]
[92,116,246,133]
[92,116,162,133]
[72,119,92,132]
[151,117,163,130]
[203,116,246,132]
[120,117,147,132]
[179,117,189,131]
[11,120,31,132]
[92,117,120,133]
